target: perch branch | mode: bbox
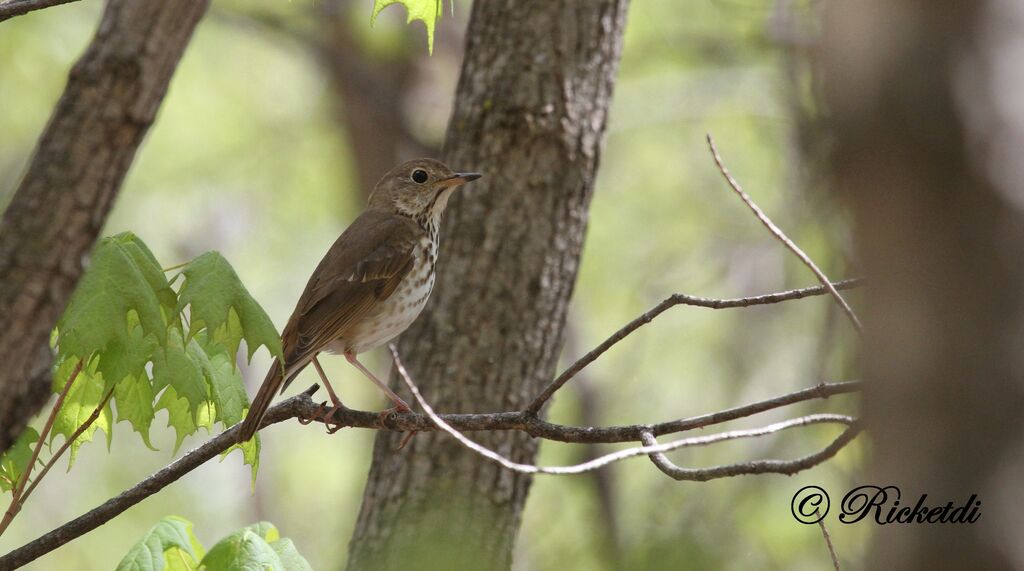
[396,343,856,477]
[0,374,859,568]
[525,279,862,414]
[706,134,863,333]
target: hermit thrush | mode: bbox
[238,159,481,442]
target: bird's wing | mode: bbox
[278,210,424,378]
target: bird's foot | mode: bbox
[396,430,418,450]
[298,400,348,434]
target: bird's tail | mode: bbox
[238,361,284,442]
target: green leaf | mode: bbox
[98,321,158,394]
[116,515,204,571]
[221,434,260,489]
[114,374,157,450]
[176,252,282,365]
[269,539,313,571]
[371,0,442,53]
[58,233,170,370]
[117,232,179,317]
[202,345,248,427]
[198,523,283,571]
[155,387,213,455]
[0,428,39,493]
[153,329,209,419]
[51,358,112,467]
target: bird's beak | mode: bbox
[438,172,483,188]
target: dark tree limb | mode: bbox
[0,378,859,569]
[0,0,210,454]
[0,0,82,23]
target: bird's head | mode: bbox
[368,158,482,223]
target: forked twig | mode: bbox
[391,345,858,477]
[706,134,863,334]
[639,423,861,481]
[0,359,84,536]
[19,386,115,506]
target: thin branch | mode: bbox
[393,345,857,475]
[524,279,862,414]
[706,134,864,334]
[817,509,841,571]
[639,421,862,481]
[0,0,83,22]
[0,376,860,569]
[0,359,83,536]
[18,386,114,507]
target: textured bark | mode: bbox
[345,1,629,569]
[823,1,1024,568]
[0,0,209,453]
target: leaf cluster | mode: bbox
[0,233,282,488]
[116,516,311,571]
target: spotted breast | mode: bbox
[331,233,437,355]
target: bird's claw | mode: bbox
[298,401,347,434]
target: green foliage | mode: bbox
[119,518,312,571]
[50,358,113,464]
[371,0,443,53]
[116,516,205,571]
[12,232,283,484]
[176,251,283,365]
[0,428,38,492]
[199,521,312,571]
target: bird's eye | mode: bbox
[411,169,429,184]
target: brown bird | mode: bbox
[238,159,481,442]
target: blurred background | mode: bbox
[0,0,864,568]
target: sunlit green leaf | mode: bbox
[198,522,283,571]
[269,538,313,571]
[50,358,112,467]
[153,329,209,419]
[114,374,157,450]
[58,233,170,365]
[371,0,443,53]
[177,252,282,365]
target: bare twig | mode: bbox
[0,359,83,536]
[0,0,83,22]
[706,134,863,334]
[0,375,860,568]
[639,422,862,481]
[393,345,857,476]
[817,509,841,571]
[18,386,115,507]
[525,279,862,414]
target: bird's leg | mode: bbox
[312,357,348,433]
[344,351,411,412]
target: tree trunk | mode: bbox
[345,1,629,569]
[0,0,209,453]
[822,1,1024,568]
